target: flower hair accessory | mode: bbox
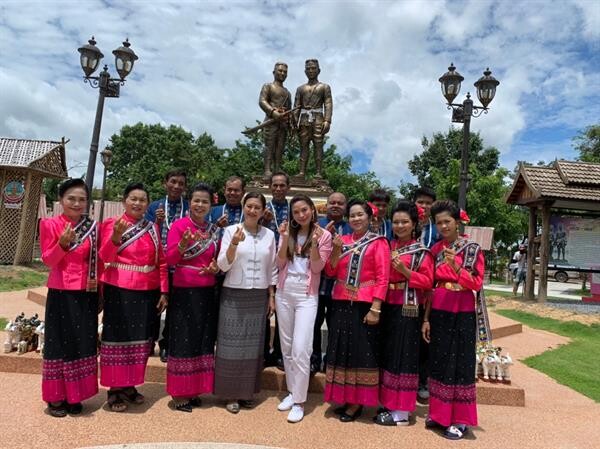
[367,201,379,218]
[416,205,425,221]
[460,209,470,224]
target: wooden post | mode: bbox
[537,203,551,302]
[525,206,537,300]
[13,171,33,265]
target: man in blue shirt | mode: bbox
[145,168,189,363]
[413,186,439,401]
[311,192,351,374]
[368,189,393,241]
[262,172,290,242]
[415,186,440,249]
[261,172,290,369]
[209,176,245,228]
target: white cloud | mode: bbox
[0,0,597,191]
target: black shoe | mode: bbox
[48,401,67,418]
[175,401,193,413]
[189,397,202,407]
[159,348,168,363]
[238,399,256,409]
[334,404,347,415]
[373,410,397,426]
[67,402,83,415]
[339,406,362,422]
[310,360,320,375]
[276,358,284,371]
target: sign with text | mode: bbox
[550,216,600,269]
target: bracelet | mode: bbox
[369,308,381,314]
[231,242,238,246]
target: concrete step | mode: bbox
[0,349,524,407]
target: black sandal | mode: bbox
[373,411,397,426]
[121,387,145,404]
[67,402,83,415]
[175,401,193,413]
[339,405,362,422]
[107,391,127,412]
[48,401,67,418]
[189,397,202,407]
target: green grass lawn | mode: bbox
[496,309,600,402]
[0,317,7,330]
[0,269,47,292]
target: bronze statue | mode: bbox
[294,59,333,179]
[258,62,292,178]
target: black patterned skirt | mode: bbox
[214,287,268,399]
[324,300,380,406]
[379,302,420,412]
[166,286,217,397]
[42,289,98,403]
[428,289,478,427]
[100,284,159,388]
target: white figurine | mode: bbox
[482,350,500,381]
[35,322,45,354]
[500,353,513,383]
[4,321,21,353]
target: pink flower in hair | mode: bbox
[367,201,379,217]
[416,205,425,221]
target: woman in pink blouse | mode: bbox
[275,194,332,423]
[324,199,391,422]
[99,183,168,412]
[422,200,484,440]
[165,183,219,412]
[376,201,433,426]
[39,178,99,417]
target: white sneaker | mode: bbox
[287,404,304,423]
[418,386,429,399]
[277,393,294,411]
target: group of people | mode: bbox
[39,169,484,440]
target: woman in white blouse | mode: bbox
[215,192,277,414]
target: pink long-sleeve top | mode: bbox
[387,239,434,305]
[276,228,333,296]
[99,214,168,293]
[166,216,218,288]
[325,234,390,303]
[431,239,484,291]
[39,214,98,290]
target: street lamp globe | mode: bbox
[112,39,138,80]
[100,148,113,167]
[474,68,500,109]
[78,37,104,78]
[439,63,464,105]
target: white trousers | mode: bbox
[275,276,318,404]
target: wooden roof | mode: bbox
[0,137,68,178]
[506,160,600,211]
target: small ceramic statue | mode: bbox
[481,348,500,381]
[35,322,45,354]
[499,353,513,383]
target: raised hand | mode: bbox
[278,220,289,238]
[155,204,165,223]
[231,225,246,246]
[332,234,344,249]
[325,220,336,235]
[111,218,129,244]
[178,228,193,251]
[216,213,229,228]
[58,223,76,250]
[199,259,219,275]
[392,257,407,273]
[311,224,323,245]
[263,207,274,223]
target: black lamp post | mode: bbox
[439,63,499,215]
[78,36,138,212]
[99,148,113,222]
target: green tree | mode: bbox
[399,127,500,198]
[573,124,600,163]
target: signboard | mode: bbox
[550,216,600,269]
[3,181,25,209]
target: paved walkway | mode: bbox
[1,288,599,449]
[485,279,584,300]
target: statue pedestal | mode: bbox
[248,175,332,214]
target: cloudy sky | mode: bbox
[1,0,599,189]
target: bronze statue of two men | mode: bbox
[258,59,333,181]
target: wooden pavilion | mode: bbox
[0,137,68,264]
[506,160,600,301]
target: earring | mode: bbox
[290,219,299,229]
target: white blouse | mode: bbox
[217,224,278,289]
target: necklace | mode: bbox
[164,196,184,230]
